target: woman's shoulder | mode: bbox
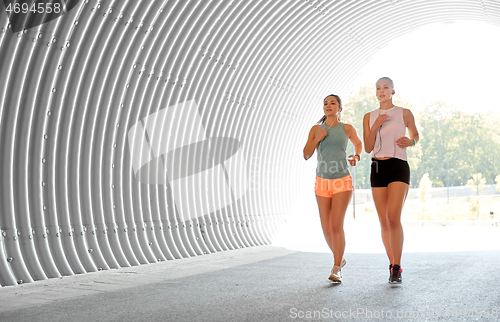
[400,106,414,114]
[363,110,376,120]
[308,124,321,134]
[342,123,357,135]
[342,123,354,130]
[401,107,416,123]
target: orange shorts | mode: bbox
[315,175,353,198]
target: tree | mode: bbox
[415,102,500,188]
[418,173,432,218]
[467,173,485,194]
[467,173,486,217]
[414,101,458,187]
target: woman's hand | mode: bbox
[372,114,389,130]
[396,136,414,148]
[315,127,327,142]
[348,155,359,166]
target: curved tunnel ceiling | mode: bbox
[0,0,498,286]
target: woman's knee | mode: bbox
[378,215,390,229]
[330,221,344,234]
[323,222,343,235]
[387,214,402,229]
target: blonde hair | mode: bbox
[376,77,394,89]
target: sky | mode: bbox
[348,20,500,115]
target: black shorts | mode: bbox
[370,158,410,187]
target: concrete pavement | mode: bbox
[1,219,499,322]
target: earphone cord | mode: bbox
[318,122,325,161]
[374,110,383,156]
[374,101,397,158]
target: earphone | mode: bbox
[374,105,397,158]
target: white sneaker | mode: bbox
[329,266,342,283]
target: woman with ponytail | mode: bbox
[303,94,363,283]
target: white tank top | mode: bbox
[369,106,407,161]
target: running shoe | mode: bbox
[328,258,346,282]
[389,264,402,284]
[329,266,342,283]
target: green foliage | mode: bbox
[466,173,486,217]
[418,173,432,205]
[415,105,500,187]
[469,199,480,218]
[418,173,432,219]
[467,173,486,192]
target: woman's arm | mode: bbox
[303,125,325,160]
[344,124,363,166]
[396,108,420,148]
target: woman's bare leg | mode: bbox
[329,190,352,266]
[316,195,334,253]
[385,182,409,265]
[371,187,393,263]
[316,190,352,266]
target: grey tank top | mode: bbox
[315,122,350,179]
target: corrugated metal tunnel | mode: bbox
[0,0,499,287]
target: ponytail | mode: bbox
[317,115,327,124]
